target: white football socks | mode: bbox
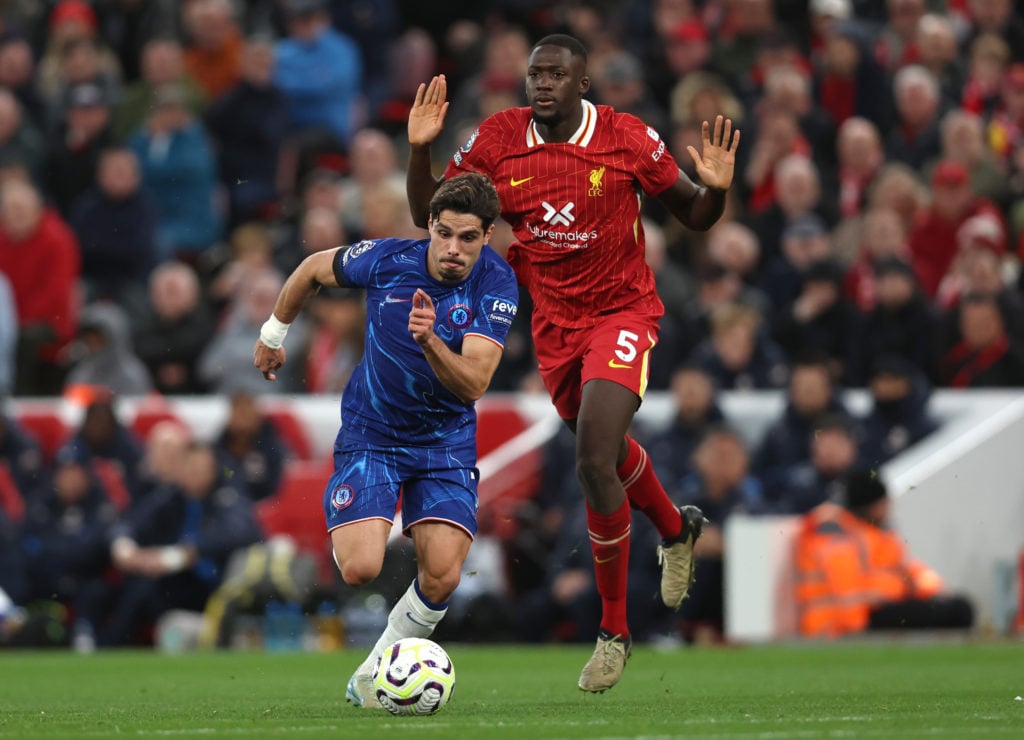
[357,579,448,676]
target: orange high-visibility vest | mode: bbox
[794,502,943,638]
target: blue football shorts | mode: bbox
[322,442,480,539]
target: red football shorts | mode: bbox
[532,309,660,420]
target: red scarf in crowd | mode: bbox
[941,335,1010,388]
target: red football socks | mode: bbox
[586,499,631,637]
[617,436,683,540]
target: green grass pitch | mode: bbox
[1,642,1022,738]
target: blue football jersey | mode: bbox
[331,237,518,449]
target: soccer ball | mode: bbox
[371,638,455,716]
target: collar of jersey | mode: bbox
[526,99,597,148]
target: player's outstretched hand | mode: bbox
[253,340,286,381]
[408,288,437,346]
[687,115,741,191]
[409,75,449,147]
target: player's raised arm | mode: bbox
[253,247,345,381]
[407,75,449,228]
[656,115,741,231]
[408,289,504,403]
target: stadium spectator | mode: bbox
[859,355,939,468]
[961,33,1011,118]
[64,303,153,398]
[0,37,45,129]
[0,407,46,499]
[908,159,1005,298]
[647,19,712,114]
[842,207,910,311]
[914,14,964,107]
[204,36,289,226]
[132,262,214,396]
[875,0,926,73]
[273,0,363,144]
[338,128,406,238]
[830,117,884,220]
[753,353,852,502]
[590,49,669,135]
[69,146,159,307]
[213,392,289,502]
[135,419,191,502]
[104,441,262,646]
[707,221,763,287]
[182,0,243,101]
[0,89,45,188]
[113,37,206,141]
[208,222,281,315]
[935,213,1008,309]
[773,257,863,384]
[710,0,777,88]
[303,289,365,394]
[691,302,789,391]
[940,241,1024,347]
[674,426,764,641]
[199,269,306,394]
[939,292,1024,387]
[0,273,14,396]
[742,112,810,218]
[775,414,861,514]
[812,17,891,131]
[861,257,943,382]
[59,393,145,506]
[129,82,222,260]
[36,1,122,119]
[43,35,121,135]
[885,65,944,172]
[933,109,1009,206]
[757,213,832,317]
[273,205,345,281]
[20,447,119,651]
[965,0,1024,63]
[45,81,116,217]
[794,471,973,638]
[0,179,80,396]
[750,154,828,268]
[641,365,726,492]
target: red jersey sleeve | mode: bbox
[619,113,680,197]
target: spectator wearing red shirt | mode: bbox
[0,180,80,395]
[908,159,1004,297]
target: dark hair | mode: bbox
[429,173,501,231]
[533,33,588,63]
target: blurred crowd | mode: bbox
[2,0,1023,647]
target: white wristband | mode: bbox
[259,314,290,349]
[159,546,189,572]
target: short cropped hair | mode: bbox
[429,173,501,231]
[533,33,588,63]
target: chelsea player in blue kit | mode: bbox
[253,174,518,708]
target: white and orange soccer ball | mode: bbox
[371,638,455,716]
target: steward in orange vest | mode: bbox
[795,471,972,637]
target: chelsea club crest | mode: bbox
[330,484,355,510]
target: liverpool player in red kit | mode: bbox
[407,34,740,692]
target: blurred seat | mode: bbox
[0,463,25,521]
[130,401,184,441]
[265,407,314,461]
[256,460,333,582]
[17,409,69,465]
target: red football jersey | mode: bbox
[444,100,681,329]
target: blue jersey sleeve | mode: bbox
[337,239,387,288]
[466,250,519,347]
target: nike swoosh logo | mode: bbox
[607,359,633,369]
[384,292,410,304]
[594,554,618,564]
[405,611,431,628]
[510,176,534,187]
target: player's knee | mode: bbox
[335,554,382,587]
[576,453,617,496]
